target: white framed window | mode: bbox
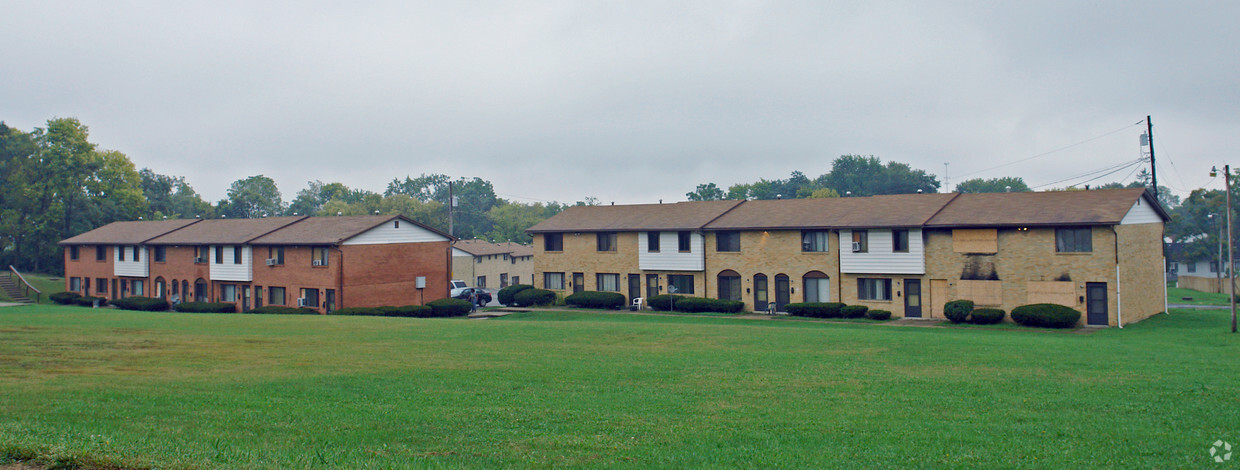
[801,231,829,252]
[596,273,620,292]
[544,272,565,290]
[857,278,891,301]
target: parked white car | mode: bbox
[449,279,468,297]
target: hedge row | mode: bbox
[1011,304,1081,328]
[565,291,626,309]
[173,302,237,313]
[245,306,320,315]
[969,308,1006,325]
[866,309,892,320]
[785,302,846,318]
[513,288,556,307]
[943,300,974,323]
[426,298,473,316]
[50,292,83,305]
[646,295,744,313]
[498,284,535,306]
[110,297,170,312]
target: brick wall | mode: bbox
[705,230,840,311]
[64,245,115,299]
[341,241,451,308]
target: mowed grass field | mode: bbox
[1,305,1237,469]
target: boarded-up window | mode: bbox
[1026,281,1075,306]
[957,280,1002,306]
[953,229,998,254]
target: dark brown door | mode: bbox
[774,274,790,312]
[628,274,641,302]
[754,274,769,312]
[572,272,584,293]
[904,279,922,318]
[1086,282,1108,326]
[647,274,660,298]
[111,279,117,299]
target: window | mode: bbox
[196,246,208,263]
[647,232,660,252]
[668,275,695,294]
[678,231,692,252]
[220,284,236,302]
[544,272,565,290]
[95,245,106,261]
[96,278,106,294]
[394,220,400,229]
[70,277,81,292]
[803,271,830,302]
[597,232,617,252]
[858,278,892,301]
[69,246,79,260]
[512,276,520,285]
[892,230,909,253]
[1187,263,1197,273]
[268,247,284,265]
[270,287,286,306]
[477,276,487,288]
[544,233,563,251]
[214,246,223,264]
[233,246,243,264]
[1055,227,1092,253]
[597,273,620,292]
[851,231,868,253]
[500,273,509,288]
[1211,261,1220,273]
[154,278,165,299]
[801,231,829,252]
[301,288,319,308]
[132,246,140,262]
[154,246,166,262]
[132,280,144,296]
[312,247,329,266]
[117,245,125,262]
[717,271,741,301]
[716,231,740,252]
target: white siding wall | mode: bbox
[1121,199,1163,225]
[839,229,926,274]
[638,231,705,271]
[209,245,253,282]
[343,221,450,245]
[114,246,149,277]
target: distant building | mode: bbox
[451,239,534,288]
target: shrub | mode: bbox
[332,307,381,316]
[866,309,892,321]
[513,288,556,307]
[73,296,108,307]
[245,306,319,315]
[646,295,743,313]
[943,300,975,323]
[565,291,627,309]
[173,302,237,313]
[841,305,869,318]
[427,298,472,317]
[51,292,82,305]
[785,302,846,318]
[110,297,170,312]
[969,308,1006,325]
[383,305,435,317]
[1011,304,1081,329]
[498,284,535,306]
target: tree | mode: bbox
[807,188,840,198]
[817,155,939,196]
[219,175,284,218]
[955,177,1031,194]
[486,202,549,243]
[686,183,724,201]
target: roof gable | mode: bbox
[925,188,1168,227]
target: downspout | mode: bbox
[1112,227,1123,328]
[335,245,345,312]
[1163,255,1169,315]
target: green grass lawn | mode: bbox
[1167,281,1234,306]
[0,305,1237,469]
[0,272,65,305]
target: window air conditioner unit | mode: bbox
[297,298,308,307]
[312,260,325,266]
[194,257,206,263]
[266,258,277,266]
[851,242,863,252]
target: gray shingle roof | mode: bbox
[59,219,201,245]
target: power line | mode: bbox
[1031,157,1147,189]
[955,120,1146,180]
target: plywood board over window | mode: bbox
[1027,281,1076,306]
[957,280,1002,306]
[953,229,998,254]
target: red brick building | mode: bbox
[60,215,453,313]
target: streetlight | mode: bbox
[1210,165,1237,333]
[1210,213,1223,293]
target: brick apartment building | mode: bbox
[60,215,453,313]
[450,239,534,289]
[527,188,1168,327]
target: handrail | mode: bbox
[7,265,41,303]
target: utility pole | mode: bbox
[1147,115,1158,200]
[943,162,950,193]
[447,181,454,237]
[1229,165,1236,334]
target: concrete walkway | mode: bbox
[0,302,29,308]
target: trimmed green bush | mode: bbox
[427,298,472,317]
[498,284,535,306]
[841,305,869,318]
[565,291,627,309]
[246,306,319,315]
[73,296,108,307]
[943,300,975,323]
[173,302,237,313]
[866,309,892,321]
[785,302,846,318]
[51,292,82,305]
[332,307,380,316]
[334,305,440,317]
[969,308,1006,325]
[110,297,170,312]
[646,295,743,313]
[1011,304,1081,328]
[513,288,556,307]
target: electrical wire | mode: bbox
[1031,157,1147,189]
[955,120,1146,179]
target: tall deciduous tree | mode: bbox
[955,177,1031,193]
[219,175,284,218]
[686,183,725,201]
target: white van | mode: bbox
[449,280,468,297]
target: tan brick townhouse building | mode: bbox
[527,188,1168,327]
[451,239,534,289]
[60,215,454,313]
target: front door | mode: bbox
[1086,282,1108,326]
[628,274,641,302]
[774,274,790,312]
[572,272,584,293]
[647,274,660,298]
[904,279,922,318]
[930,279,947,318]
[111,279,118,299]
[255,286,263,309]
[754,274,769,312]
[241,286,251,311]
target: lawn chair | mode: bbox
[630,297,644,311]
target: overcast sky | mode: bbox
[3,1,1237,205]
